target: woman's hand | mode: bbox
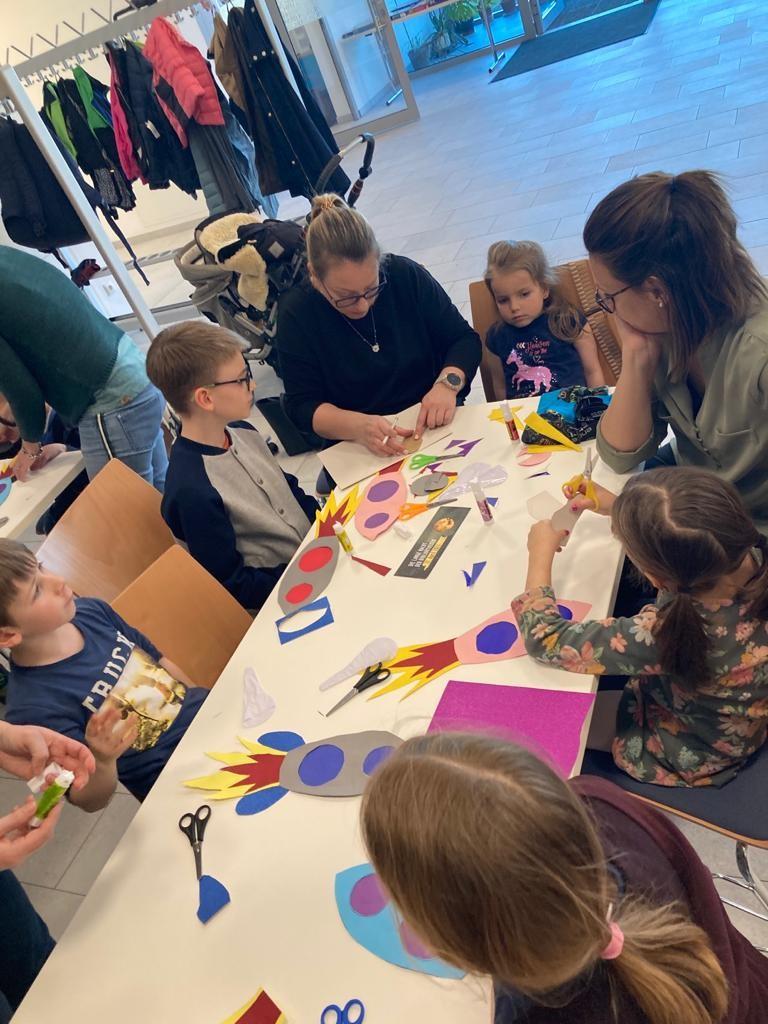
[355,415,413,457]
[0,797,64,870]
[32,444,67,470]
[613,317,663,375]
[0,723,95,790]
[85,703,139,764]
[562,480,616,516]
[415,385,457,438]
[11,447,39,482]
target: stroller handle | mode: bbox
[314,133,375,207]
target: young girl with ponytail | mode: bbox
[362,732,768,1024]
[517,467,768,787]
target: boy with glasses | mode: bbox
[146,323,317,612]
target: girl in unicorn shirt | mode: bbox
[484,240,604,399]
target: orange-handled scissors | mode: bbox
[562,449,599,511]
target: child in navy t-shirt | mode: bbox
[484,240,605,399]
[1,540,207,807]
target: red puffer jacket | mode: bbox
[144,17,223,147]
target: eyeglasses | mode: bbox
[330,273,388,310]
[594,283,632,314]
[205,361,253,390]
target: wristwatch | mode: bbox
[435,371,464,393]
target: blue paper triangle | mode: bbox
[197,873,230,923]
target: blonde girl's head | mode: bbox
[362,732,728,1024]
[484,240,583,341]
[611,467,768,690]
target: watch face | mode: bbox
[446,372,462,387]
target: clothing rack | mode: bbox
[0,0,297,340]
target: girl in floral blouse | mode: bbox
[512,467,768,787]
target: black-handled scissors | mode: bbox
[324,663,391,716]
[178,804,211,880]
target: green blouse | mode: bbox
[596,304,768,531]
[512,585,768,787]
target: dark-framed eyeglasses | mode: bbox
[594,283,632,314]
[204,360,253,390]
[331,272,388,310]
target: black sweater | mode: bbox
[277,254,481,435]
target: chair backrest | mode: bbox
[469,259,623,402]
[36,459,176,602]
[112,545,253,689]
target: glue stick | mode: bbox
[471,483,493,524]
[501,402,519,442]
[333,521,354,554]
[28,764,75,828]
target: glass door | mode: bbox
[524,0,644,34]
[266,0,419,140]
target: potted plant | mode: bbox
[407,32,433,71]
[429,10,455,57]
[447,0,478,36]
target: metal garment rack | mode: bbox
[0,0,296,339]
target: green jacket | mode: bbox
[597,303,768,531]
[0,246,124,441]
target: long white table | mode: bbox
[0,451,84,540]
[14,401,629,1023]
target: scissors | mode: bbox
[324,663,391,716]
[178,804,211,880]
[320,998,365,1024]
[562,448,599,511]
[398,497,457,521]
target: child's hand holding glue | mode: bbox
[0,794,64,869]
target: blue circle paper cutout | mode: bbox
[363,746,395,776]
[258,731,305,752]
[476,620,518,655]
[298,744,345,786]
[236,785,289,815]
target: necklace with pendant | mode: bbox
[343,308,379,353]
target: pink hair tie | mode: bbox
[601,921,625,961]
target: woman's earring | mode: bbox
[658,300,664,308]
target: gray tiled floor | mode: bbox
[19,0,768,954]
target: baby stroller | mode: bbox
[174,133,376,369]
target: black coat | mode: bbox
[225,1,350,199]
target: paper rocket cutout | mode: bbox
[197,873,231,924]
[219,988,286,1024]
[276,536,339,615]
[351,555,392,576]
[184,730,401,814]
[315,486,361,537]
[368,600,592,700]
[355,471,407,540]
[336,863,464,980]
[461,561,486,587]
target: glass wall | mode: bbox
[533,0,644,33]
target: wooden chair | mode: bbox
[35,459,175,602]
[112,546,253,689]
[468,259,623,402]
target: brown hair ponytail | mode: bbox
[362,733,728,1024]
[583,171,767,380]
[484,239,584,341]
[611,467,767,690]
[305,192,380,280]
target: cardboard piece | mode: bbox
[276,596,334,645]
[355,471,407,541]
[317,405,452,491]
[336,863,465,980]
[461,561,487,587]
[276,536,340,615]
[219,988,286,1024]
[319,637,399,691]
[428,680,596,778]
[278,730,401,797]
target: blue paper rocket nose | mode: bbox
[197,873,231,923]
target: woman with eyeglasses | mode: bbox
[277,194,482,460]
[584,171,768,531]
[0,246,167,490]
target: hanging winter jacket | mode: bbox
[222,2,349,199]
[144,17,224,147]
